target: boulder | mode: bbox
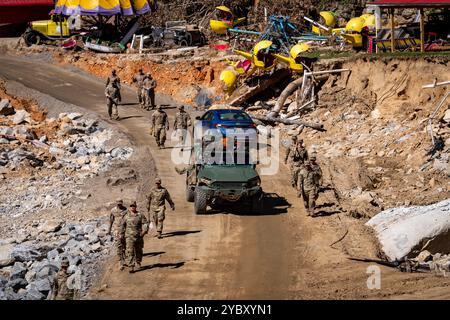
[67,113,83,120]
[9,262,27,280]
[7,278,28,291]
[25,270,36,283]
[367,199,450,261]
[38,220,63,233]
[25,285,46,300]
[34,278,52,293]
[416,250,433,263]
[0,276,7,287]
[110,147,133,159]
[443,109,450,123]
[12,110,31,125]
[35,264,59,280]
[0,258,15,268]
[46,249,59,261]
[0,99,14,116]
[0,243,14,260]
[11,245,45,262]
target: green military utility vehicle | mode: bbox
[186,163,263,215]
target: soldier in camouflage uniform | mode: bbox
[105,82,120,120]
[120,201,149,273]
[150,106,170,149]
[50,257,78,300]
[142,74,157,110]
[108,199,128,270]
[106,69,122,102]
[298,155,323,216]
[284,136,308,188]
[146,178,175,239]
[173,105,192,149]
[132,68,147,108]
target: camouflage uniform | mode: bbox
[284,138,308,187]
[146,181,175,239]
[150,108,169,148]
[105,84,120,120]
[106,71,122,102]
[143,76,157,110]
[173,107,192,147]
[132,71,147,107]
[120,204,149,272]
[298,158,323,216]
[50,258,77,300]
[109,203,128,268]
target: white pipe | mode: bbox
[304,16,330,32]
[423,80,450,88]
[304,68,350,76]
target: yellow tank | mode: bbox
[360,13,372,21]
[345,17,365,33]
[210,19,232,35]
[320,11,336,27]
[312,11,336,34]
[220,69,238,94]
[362,15,376,28]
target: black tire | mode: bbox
[194,188,208,215]
[200,34,207,46]
[250,192,264,214]
[179,39,189,47]
[186,33,192,46]
[186,185,195,202]
[24,31,40,47]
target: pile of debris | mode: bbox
[0,98,133,218]
[0,217,112,300]
[242,58,450,218]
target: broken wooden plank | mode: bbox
[227,69,291,107]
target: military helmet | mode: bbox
[139,68,143,73]
[60,257,70,268]
[310,154,317,161]
[291,135,297,141]
[155,177,162,184]
[116,199,123,204]
[157,105,162,110]
[112,69,117,75]
[179,105,184,110]
[130,201,137,208]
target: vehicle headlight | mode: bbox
[199,177,212,186]
[247,177,261,188]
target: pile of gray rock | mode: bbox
[0,102,133,218]
[408,250,450,275]
[0,217,112,300]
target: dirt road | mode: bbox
[1,55,450,299]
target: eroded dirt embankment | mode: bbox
[53,50,227,105]
[301,57,450,218]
